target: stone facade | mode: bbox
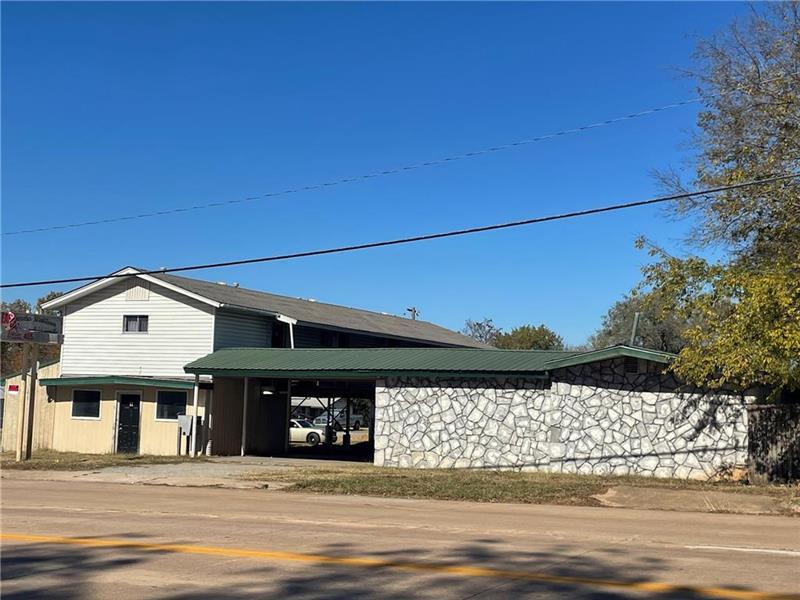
[374,358,751,479]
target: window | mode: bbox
[624,356,641,374]
[72,390,101,419]
[156,390,186,420]
[123,315,149,333]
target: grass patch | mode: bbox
[1,450,205,471]
[241,464,800,509]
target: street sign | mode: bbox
[1,312,62,345]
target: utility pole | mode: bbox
[23,346,39,460]
[14,345,30,462]
[406,307,419,320]
[629,312,641,346]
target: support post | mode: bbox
[23,348,40,460]
[284,380,291,454]
[205,387,214,456]
[343,397,351,449]
[15,345,30,462]
[190,374,200,457]
[325,396,333,447]
[241,377,249,456]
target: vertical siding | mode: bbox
[60,278,215,377]
[32,384,206,456]
[293,324,438,349]
[293,324,323,348]
[208,377,244,456]
[1,362,60,453]
[213,310,271,350]
[51,386,117,454]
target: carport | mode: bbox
[182,346,556,462]
[183,348,384,460]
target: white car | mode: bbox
[313,411,366,431]
[289,419,334,446]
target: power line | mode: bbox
[2,173,795,289]
[3,72,794,238]
[2,99,701,237]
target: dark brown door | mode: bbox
[117,394,141,453]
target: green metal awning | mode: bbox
[40,376,195,390]
[183,345,674,379]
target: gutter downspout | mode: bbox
[276,314,297,349]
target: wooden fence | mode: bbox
[747,404,800,482]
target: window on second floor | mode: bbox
[123,315,149,333]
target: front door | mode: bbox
[117,393,141,453]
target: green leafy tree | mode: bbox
[642,4,800,393]
[461,318,502,346]
[589,291,687,353]
[495,324,565,351]
[1,291,64,376]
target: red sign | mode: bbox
[7,384,20,395]
[2,312,17,331]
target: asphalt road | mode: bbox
[1,479,798,599]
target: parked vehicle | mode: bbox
[289,419,335,446]
[313,410,366,431]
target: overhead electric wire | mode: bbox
[3,73,794,238]
[2,99,702,237]
[2,173,795,290]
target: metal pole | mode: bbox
[240,377,249,456]
[629,312,641,346]
[344,396,351,449]
[205,387,214,456]
[190,374,200,457]
[14,345,30,462]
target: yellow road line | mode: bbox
[1,533,796,600]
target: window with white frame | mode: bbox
[72,389,101,419]
[156,390,187,420]
[123,315,149,333]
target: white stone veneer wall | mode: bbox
[373,358,751,479]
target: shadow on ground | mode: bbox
[1,533,758,599]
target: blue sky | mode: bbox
[2,2,746,345]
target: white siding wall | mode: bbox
[60,278,215,377]
[213,310,271,350]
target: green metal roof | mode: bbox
[184,345,674,379]
[185,347,576,378]
[40,375,195,390]
[542,345,675,370]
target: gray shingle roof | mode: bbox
[149,271,486,348]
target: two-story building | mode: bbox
[2,266,482,457]
[2,267,760,480]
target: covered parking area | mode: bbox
[184,348,382,460]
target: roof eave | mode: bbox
[543,345,676,370]
[40,268,222,310]
[183,367,548,379]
